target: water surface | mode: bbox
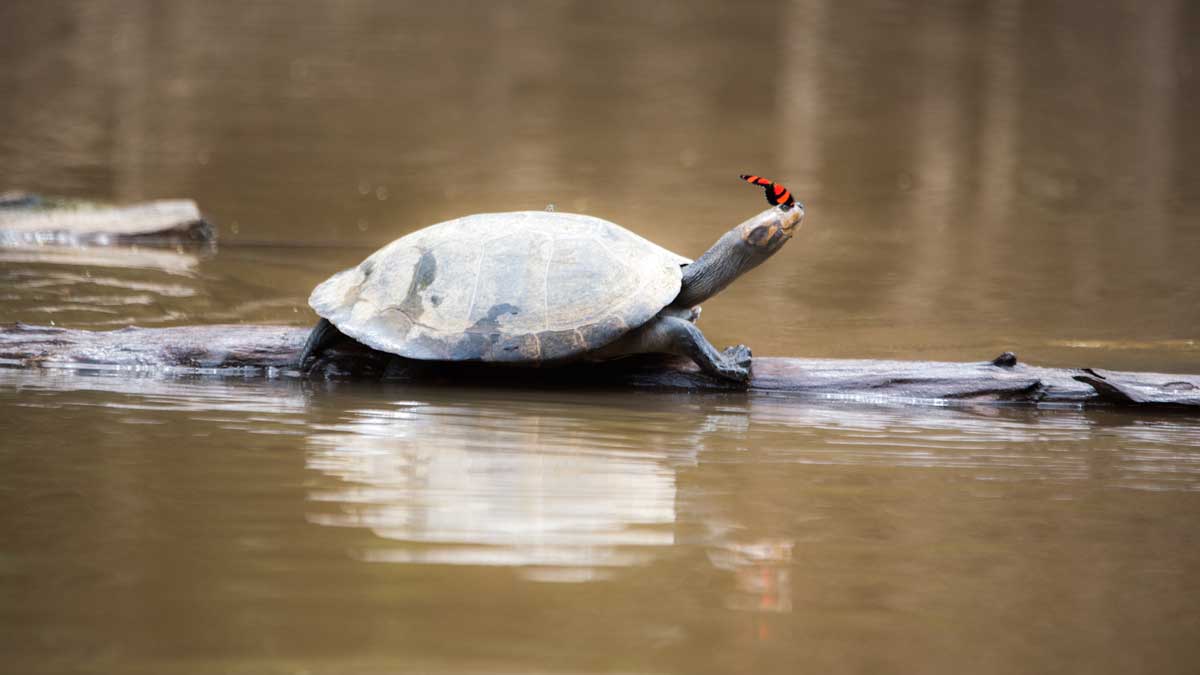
[4,371,1200,675]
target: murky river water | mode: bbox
[2,2,1199,674]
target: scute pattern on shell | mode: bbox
[308,211,690,362]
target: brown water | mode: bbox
[2,2,1200,674]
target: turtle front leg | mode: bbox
[613,315,752,383]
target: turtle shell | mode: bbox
[308,211,690,362]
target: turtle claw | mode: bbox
[723,344,752,369]
[716,344,753,383]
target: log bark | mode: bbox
[0,193,213,245]
[2,323,1198,409]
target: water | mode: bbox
[2,2,1200,673]
[4,372,1200,674]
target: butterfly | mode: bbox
[740,174,797,210]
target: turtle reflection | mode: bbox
[305,397,680,580]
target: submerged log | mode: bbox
[0,192,213,245]
[2,323,1197,409]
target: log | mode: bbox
[2,323,1197,409]
[0,192,213,245]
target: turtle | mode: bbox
[299,201,804,382]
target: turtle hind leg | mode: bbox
[298,317,344,371]
[607,315,752,384]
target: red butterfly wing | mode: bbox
[741,173,796,210]
[740,174,773,187]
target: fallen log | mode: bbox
[2,323,1197,409]
[0,192,213,245]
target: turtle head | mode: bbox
[672,203,806,308]
[736,203,805,255]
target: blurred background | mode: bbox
[1,0,1197,371]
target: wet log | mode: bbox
[2,322,1198,409]
[0,192,213,245]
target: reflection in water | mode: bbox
[3,369,309,434]
[0,244,203,275]
[3,369,1200,673]
[0,247,204,326]
[293,385,1200,599]
[740,399,1200,492]
[306,399,679,580]
[708,538,794,613]
[0,244,359,328]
